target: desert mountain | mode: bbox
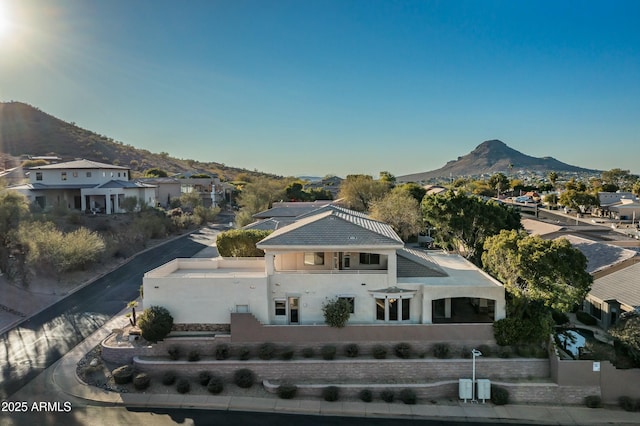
[0,101,277,181]
[398,140,599,182]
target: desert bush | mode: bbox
[498,346,513,358]
[359,389,373,402]
[138,305,174,343]
[380,389,395,403]
[584,395,601,408]
[112,365,133,385]
[344,343,359,358]
[215,229,271,257]
[321,345,337,360]
[198,371,211,386]
[187,350,201,362]
[133,373,151,390]
[372,345,388,359]
[302,347,315,358]
[394,342,412,359]
[238,346,251,360]
[258,342,276,360]
[168,346,180,360]
[234,368,256,388]
[277,383,298,399]
[491,385,510,405]
[618,396,638,412]
[576,311,598,326]
[280,346,295,360]
[215,344,230,360]
[399,388,417,405]
[323,386,340,402]
[478,344,493,358]
[432,343,450,359]
[207,375,224,394]
[321,298,351,328]
[162,371,176,386]
[176,378,191,394]
[552,310,570,325]
[460,346,472,359]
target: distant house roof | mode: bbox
[558,234,638,275]
[243,218,294,231]
[590,262,640,309]
[257,206,403,249]
[253,201,334,219]
[29,159,129,170]
[522,218,565,236]
[97,180,154,189]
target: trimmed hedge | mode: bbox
[585,395,602,408]
[372,345,388,359]
[207,375,224,394]
[162,370,176,386]
[432,343,450,359]
[380,389,395,403]
[321,345,337,360]
[187,350,200,362]
[176,378,190,394]
[344,343,359,358]
[198,371,211,386]
[234,368,256,388]
[133,373,150,390]
[323,386,340,402]
[399,388,417,405]
[277,384,298,399]
[491,385,510,405]
[168,346,180,360]
[394,342,412,359]
[215,344,230,360]
[258,343,276,360]
[359,389,373,402]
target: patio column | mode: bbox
[444,298,452,318]
[422,297,432,324]
[265,253,275,275]
[494,297,506,320]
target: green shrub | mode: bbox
[394,342,412,359]
[176,378,190,394]
[399,388,417,405]
[302,347,315,358]
[576,311,598,326]
[133,373,150,390]
[372,345,388,359]
[277,384,298,399]
[359,389,373,402]
[618,396,637,412]
[380,389,395,403]
[498,346,513,358]
[321,345,337,360]
[461,346,472,359]
[552,310,570,325]
[321,298,351,328]
[138,305,174,343]
[584,395,601,408]
[477,344,493,358]
[207,375,224,394]
[215,344,230,360]
[491,385,509,405]
[234,368,256,388]
[162,371,176,386]
[187,350,200,362]
[238,346,251,360]
[280,346,295,360]
[112,365,133,385]
[168,346,180,360]
[344,343,359,358]
[198,371,211,386]
[216,229,271,257]
[493,312,554,347]
[323,386,340,402]
[258,342,276,360]
[432,343,450,359]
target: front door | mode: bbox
[288,297,299,324]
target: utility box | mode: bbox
[477,379,491,403]
[459,379,472,402]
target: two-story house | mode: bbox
[9,159,156,213]
[143,205,506,330]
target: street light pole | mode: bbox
[472,349,482,402]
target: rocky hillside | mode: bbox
[0,101,278,181]
[398,139,599,182]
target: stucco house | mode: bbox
[136,175,223,209]
[8,159,156,213]
[143,205,506,329]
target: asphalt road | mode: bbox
[0,229,212,400]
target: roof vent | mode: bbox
[348,236,357,240]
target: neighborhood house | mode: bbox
[143,205,506,328]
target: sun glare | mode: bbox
[0,3,10,39]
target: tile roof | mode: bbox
[590,262,640,309]
[97,180,153,189]
[242,218,294,231]
[29,159,129,170]
[257,207,403,248]
[559,235,638,274]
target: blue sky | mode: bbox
[1,0,638,177]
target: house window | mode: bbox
[274,299,286,316]
[61,172,67,181]
[304,252,324,265]
[86,172,92,177]
[359,253,380,265]
[376,297,410,322]
[339,296,355,314]
[591,301,602,320]
[36,172,43,181]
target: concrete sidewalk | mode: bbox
[44,308,640,425]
